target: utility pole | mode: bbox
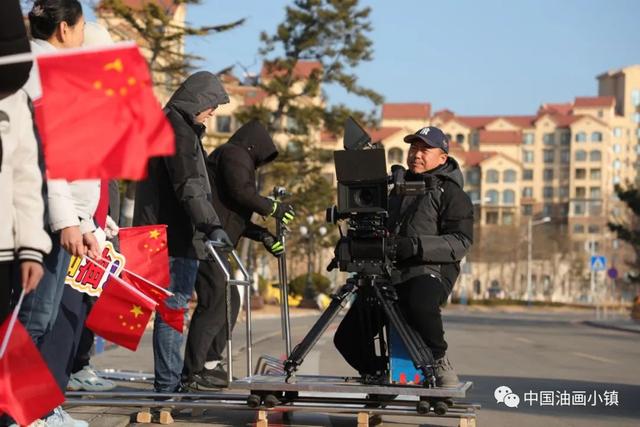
[527,216,551,305]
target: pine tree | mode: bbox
[235,0,384,274]
[608,184,640,284]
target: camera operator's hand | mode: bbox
[393,236,420,261]
[208,227,233,249]
[261,232,284,257]
[270,201,295,225]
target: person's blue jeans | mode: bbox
[153,256,198,392]
[18,234,71,346]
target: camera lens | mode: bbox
[354,188,375,207]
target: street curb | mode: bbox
[582,320,640,335]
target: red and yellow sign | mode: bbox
[65,241,125,296]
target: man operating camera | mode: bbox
[334,126,474,387]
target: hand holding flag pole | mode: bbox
[0,290,25,358]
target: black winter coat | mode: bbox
[133,72,229,260]
[206,120,278,246]
[387,157,474,293]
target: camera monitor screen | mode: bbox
[334,148,387,183]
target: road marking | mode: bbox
[572,351,617,364]
[515,337,534,344]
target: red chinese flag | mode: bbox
[86,275,156,351]
[0,319,65,425]
[119,225,170,287]
[120,271,183,332]
[157,301,184,333]
[35,42,174,180]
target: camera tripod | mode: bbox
[283,273,438,388]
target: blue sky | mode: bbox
[85,0,640,116]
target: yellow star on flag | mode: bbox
[149,229,161,239]
[130,305,144,318]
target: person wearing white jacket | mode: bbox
[18,0,100,354]
[0,89,52,323]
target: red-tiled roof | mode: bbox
[260,61,322,80]
[382,103,431,120]
[455,116,497,129]
[549,114,581,127]
[478,130,522,145]
[538,103,573,116]
[500,115,537,128]
[320,130,338,143]
[243,88,268,106]
[368,127,403,143]
[460,151,496,167]
[432,109,455,121]
[573,96,615,108]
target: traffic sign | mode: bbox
[590,256,606,272]
[607,267,618,279]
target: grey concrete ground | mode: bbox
[66,305,640,427]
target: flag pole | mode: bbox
[85,257,158,307]
[95,255,173,297]
[0,290,26,358]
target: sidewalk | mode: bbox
[583,318,640,334]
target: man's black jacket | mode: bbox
[387,157,474,293]
[206,120,278,246]
[133,72,228,260]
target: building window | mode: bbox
[543,169,554,181]
[388,147,404,164]
[575,168,586,179]
[542,204,552,217]
[591,131,603,142]
[575,187,586,198]
[216,115,232,133]
[632,89,640,107]
[589,150,601,161]
[573,224,584,233]
[467,169,480,185]
[456,134,464,145]
[523,169,533,180]
[522,150,534,163]
[543,149,555,163]
[559,186,570,198]
[486,211,499,224]
[522,187,533,198]
[560,132,570,145]
[613,159,621,169]
[589,202,603,216]
[613,127,622,137]
[588,225,600,234]
[559,204,569,216]
[613,175,621,185]
[543,133,555,145]
[560,169,570,180]
[486,169,499,183]
[575,132,587,142]
[522,205,533,215]
[574,202,585,215]
[590,168,601,180]
[590,186,601,199]
[486,190,499,205]
[612,144,621,154]
[635,113,640,124]
[502,212,514,225]
[560,149,570,163]
[575,150,587,161]
[467,190,480,203]
[523,133,534,145]
[503,190,515,205]
[503,169,517,182]
[543,186,554,199]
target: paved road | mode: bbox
[77,306,638,426]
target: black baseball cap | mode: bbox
[403,126,449,154]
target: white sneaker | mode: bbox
[66,377,82,391]
[44,406,88,427]
[70,366,117,391]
